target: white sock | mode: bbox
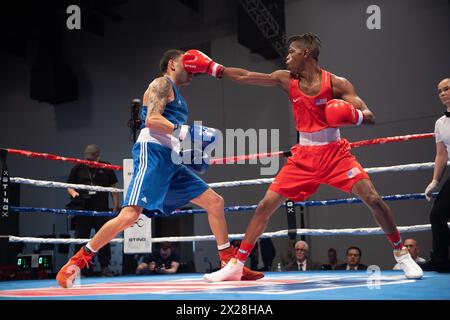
[236,259,245,266]
[85,243,97,253]
[217,242,230,251]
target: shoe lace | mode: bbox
[74,253,94,269]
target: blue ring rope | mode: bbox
[9,192,438,218]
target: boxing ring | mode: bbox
[1,132,450,300]
[1,271,449,300]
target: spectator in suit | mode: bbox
[285,240,321,271]
[249,241,260,271]
[246,238,277,272]
[321,248,340,270]
[136,242,180,275]
[393,239,426,270]
[259,238,276,271]
[335,246,367,271]
[230,239,241,249]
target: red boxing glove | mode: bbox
[325,99,364,127]
[182,49,224,78]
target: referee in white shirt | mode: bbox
[423,78,450,273]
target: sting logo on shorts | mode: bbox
[347,167,361,179]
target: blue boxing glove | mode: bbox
[174,123,218,151]
[180,149,210,174]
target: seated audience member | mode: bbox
[249,241,260,271]
[285,240,321,271]
[259,238,276,271]
[321,248,340,270]
[230,239,241,249]
[136,242,180,275]
[335,246,367,271]
[393,239,426,270]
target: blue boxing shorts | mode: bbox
[123,141,209,215]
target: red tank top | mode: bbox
[289,69,333,132]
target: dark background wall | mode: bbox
[0,0,449,272]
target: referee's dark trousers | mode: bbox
[430,178,450,264]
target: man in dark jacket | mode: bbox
[335,246,367,271]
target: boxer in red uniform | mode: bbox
[183,33,423,280]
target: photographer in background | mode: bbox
[136,242,180,275]
[66,144,119,277]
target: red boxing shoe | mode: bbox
[56,247,94,288]
[219,246,264,281]
[242,266,265,281]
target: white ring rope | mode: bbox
[364,162,446,175]
[208,161,449,188]
[10,177,123,193]
[11,161,449,191]
[209,177,275,188]
[5,236,123,244]
[6,223,449,244]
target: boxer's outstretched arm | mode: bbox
[143,77,175,135]
[332,75,375,124]
[182,49,290,91]
[222,68,291,92]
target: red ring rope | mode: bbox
[3,132,435,169]
[5,149,123,171]
[349,133,434,148]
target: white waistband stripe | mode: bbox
[299,128,341,146]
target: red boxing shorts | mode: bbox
[269,139,369,201]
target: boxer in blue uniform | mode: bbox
[123,71,212,214]
[56,49,262,288]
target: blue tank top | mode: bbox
[140,77,188,129]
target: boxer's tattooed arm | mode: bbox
[141,77,175,134]
[145,77,171,115]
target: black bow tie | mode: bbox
[445,111,450,117]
